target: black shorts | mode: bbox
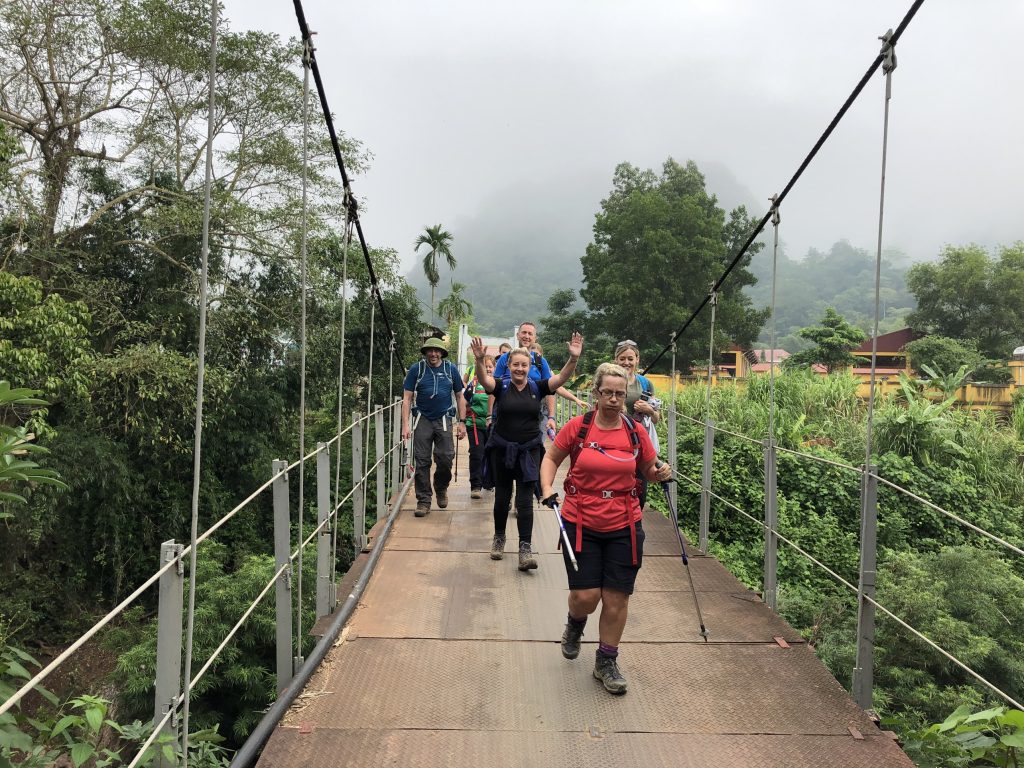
[559,519,645,595]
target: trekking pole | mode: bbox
[453,421,459,482]
[541,495,578,571]
[659,474,709,642]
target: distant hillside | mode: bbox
[406,163,914,345]
[405,160,763,335]
[745,239,914,350]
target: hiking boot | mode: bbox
[471,488,482,499]
[593,653,628,695]
[561,621,584,660]
[436,489,448,508]
[490,535,506,560]
[414,502,430,517]
[518,542,538,571]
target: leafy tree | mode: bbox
[907,243,1024,359]
[905,336,984,378]
[784,308,866,373]
[580,158,768,372]
[0,273,93,414]
[414,224,455,323]
[436,281,472,327]
[538,289,604,372]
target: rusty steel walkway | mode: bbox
[257,442,912,767]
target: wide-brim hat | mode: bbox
[420,337,449,357]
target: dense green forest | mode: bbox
[0,0,423,760]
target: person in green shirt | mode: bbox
[465,354,495,497]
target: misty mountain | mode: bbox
[746,240,914,350]
[405,159,764,335]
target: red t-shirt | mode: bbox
[554,414,656,531]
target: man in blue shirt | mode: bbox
[492,321,556,436]
[402,338,466,516]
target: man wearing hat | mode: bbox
[402,337,467,516]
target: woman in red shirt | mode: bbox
[539,362,672,695]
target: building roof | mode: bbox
[852,327,923,355]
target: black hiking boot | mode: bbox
[561,620,584,660]
[517,541,538,571]
[593,652,628,695]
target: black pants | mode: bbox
[466,422,487,489]
[490,449,537,543]
[413,416,454,505]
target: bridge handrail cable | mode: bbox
[699,481,1024,711]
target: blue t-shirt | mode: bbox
[403,359,464,420]
[492,351,552,385]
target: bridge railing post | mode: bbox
[154,540,183,767]
[666,398,677,512]
[763,438,779,611]
[271,459,294,692]
[315,443,332,618]
[853,465,879,711]
[390,397,402,495]
[351,411,365,551]
[375,405,385,525]
[699,419,714,552]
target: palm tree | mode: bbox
[437,282,473,327]
[414,224,455,322]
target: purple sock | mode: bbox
[598,642,618,658]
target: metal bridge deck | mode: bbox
[257,442,912,767]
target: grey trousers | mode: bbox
[413,415,455,504]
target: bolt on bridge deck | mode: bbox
[257,442,912,767]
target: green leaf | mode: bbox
[84,705,103,733]
[999,710,1024,729]
[36,685,59,706]
[939,705,974,732]
[70,741,94,768]
[51,714,80,739]
[964,706,1004,724]
[1001,732,1024,748]
[8,648,39,666]
[4,661,30,680]
[162,743,176,762]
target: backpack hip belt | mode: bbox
[564,484,639,566]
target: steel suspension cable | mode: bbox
[388,332,396,490]
[362,300,377,542]
[295,41,311,665]
[703,287,717,422]
[290,0,404,371]
[642,0,926,373]
[767,195,781,441]
[862,32,895,479]
[180,1,218,761]
[331,217,353,602]
[854,33,897,696]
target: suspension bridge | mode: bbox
[3,0,1022,766]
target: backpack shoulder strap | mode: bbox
[414,359,426,388]
[620,413,641,449]
[571,410,596,462]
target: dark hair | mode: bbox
[518,321,536,331]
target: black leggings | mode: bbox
[490,452,536,543]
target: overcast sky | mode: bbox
[225,0,1023,275]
